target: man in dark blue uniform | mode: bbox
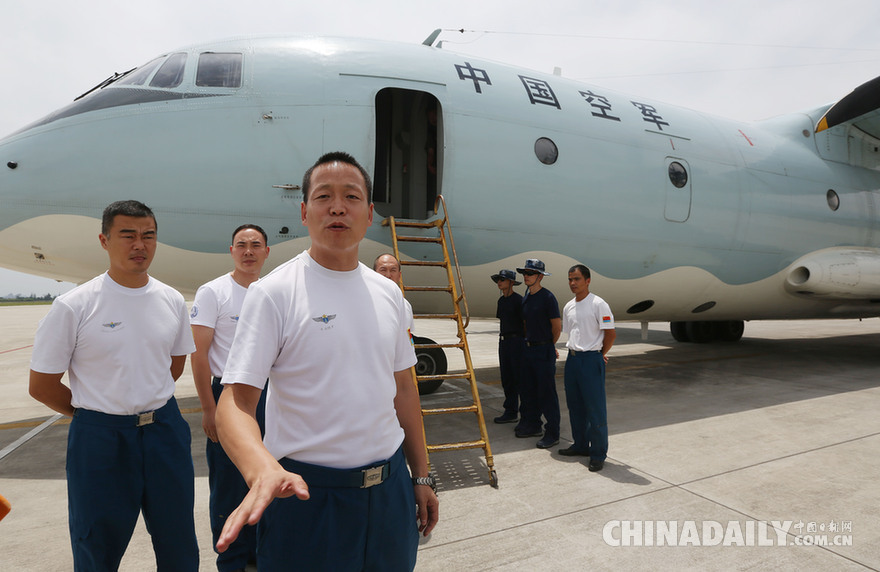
[515,259,562,449]
[491,269,524,424]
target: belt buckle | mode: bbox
[137,411,155,427]
[361,465,384,488]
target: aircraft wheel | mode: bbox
[685,321,716,343]
[670,321,690,342]
[717,320,745,342]
[412,336,447,395]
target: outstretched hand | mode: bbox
[216,467,310,552]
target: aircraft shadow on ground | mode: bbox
[420,330,880,490]
[2,331,878,486]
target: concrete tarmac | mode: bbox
[1,304,879,570]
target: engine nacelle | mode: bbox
[785,247,880,299]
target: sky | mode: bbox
[1,0,879,296]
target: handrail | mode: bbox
[385,216,407,296]
[433,195,470,329]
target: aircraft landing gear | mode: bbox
[670,320,744,343]
[412,335,447,395]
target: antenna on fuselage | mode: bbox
[422,29,442,47]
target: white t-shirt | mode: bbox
[563,292,615,352]
[30,273,196,415]
[190,273,247,378]
[403,298,415,337]
[223,251,417,469]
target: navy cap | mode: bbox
[491,269,521,285]
[516,258,550,276]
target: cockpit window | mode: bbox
[116,57,164,86]
[196,53,242,88]
[150,53,187,88]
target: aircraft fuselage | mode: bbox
[2,36,880,325]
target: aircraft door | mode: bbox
[374,88,442,219]
[664,157,692,222]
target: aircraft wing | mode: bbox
[815,74,880,137]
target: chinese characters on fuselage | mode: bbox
[455,62,670,131]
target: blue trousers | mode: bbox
[498,336,524,415]
[67,397,198,572]
[258,447,419,571]
[207,377,266,571]
[518,343,560,439]
[564,351,609,461]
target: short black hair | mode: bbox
[301,151,372,203]
[232,223,268,245]
[101,200,155,235]
[569,264,591,279]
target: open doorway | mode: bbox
[373,88,442,220]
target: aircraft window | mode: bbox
[668,162,688,188]
[150,53,187,88]
[196,53,242,88]
[535,138,558,165]
[116,57,164,86]
[826,189,840,211]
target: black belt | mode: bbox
[72,397,177,428]
[500,334,522,341]
[279,448,402,489]
[568,349,600,356]
[526,341,553,347]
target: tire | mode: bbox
[717,320,745,342]
[685,321,716,343]
[670,321,690,342]
[412,336,447,395]
[672,320,745,343]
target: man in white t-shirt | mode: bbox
[29,200,198,570]
[190,223,270,571]
[373,252,415,335]
[559,264,616,472]
[215,152,439,570]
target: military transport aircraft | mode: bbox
[2,31,880,345]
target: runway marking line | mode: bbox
[0,344,33,355]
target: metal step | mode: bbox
[414,342,465,350]
[422,405,479,415]
[405,286,452,293]
[401,260,447,268]
[396,236,442,243]
[413,313,458,320]
[390,220,439,229]
[427,440,487,452]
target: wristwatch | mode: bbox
[412,475,437,493]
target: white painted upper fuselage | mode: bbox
[2,35,880,323]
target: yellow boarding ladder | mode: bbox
[382,196,498,488]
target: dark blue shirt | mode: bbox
[522,287,560,344]
[496,291,524,336]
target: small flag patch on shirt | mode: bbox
[602,316,612,324]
